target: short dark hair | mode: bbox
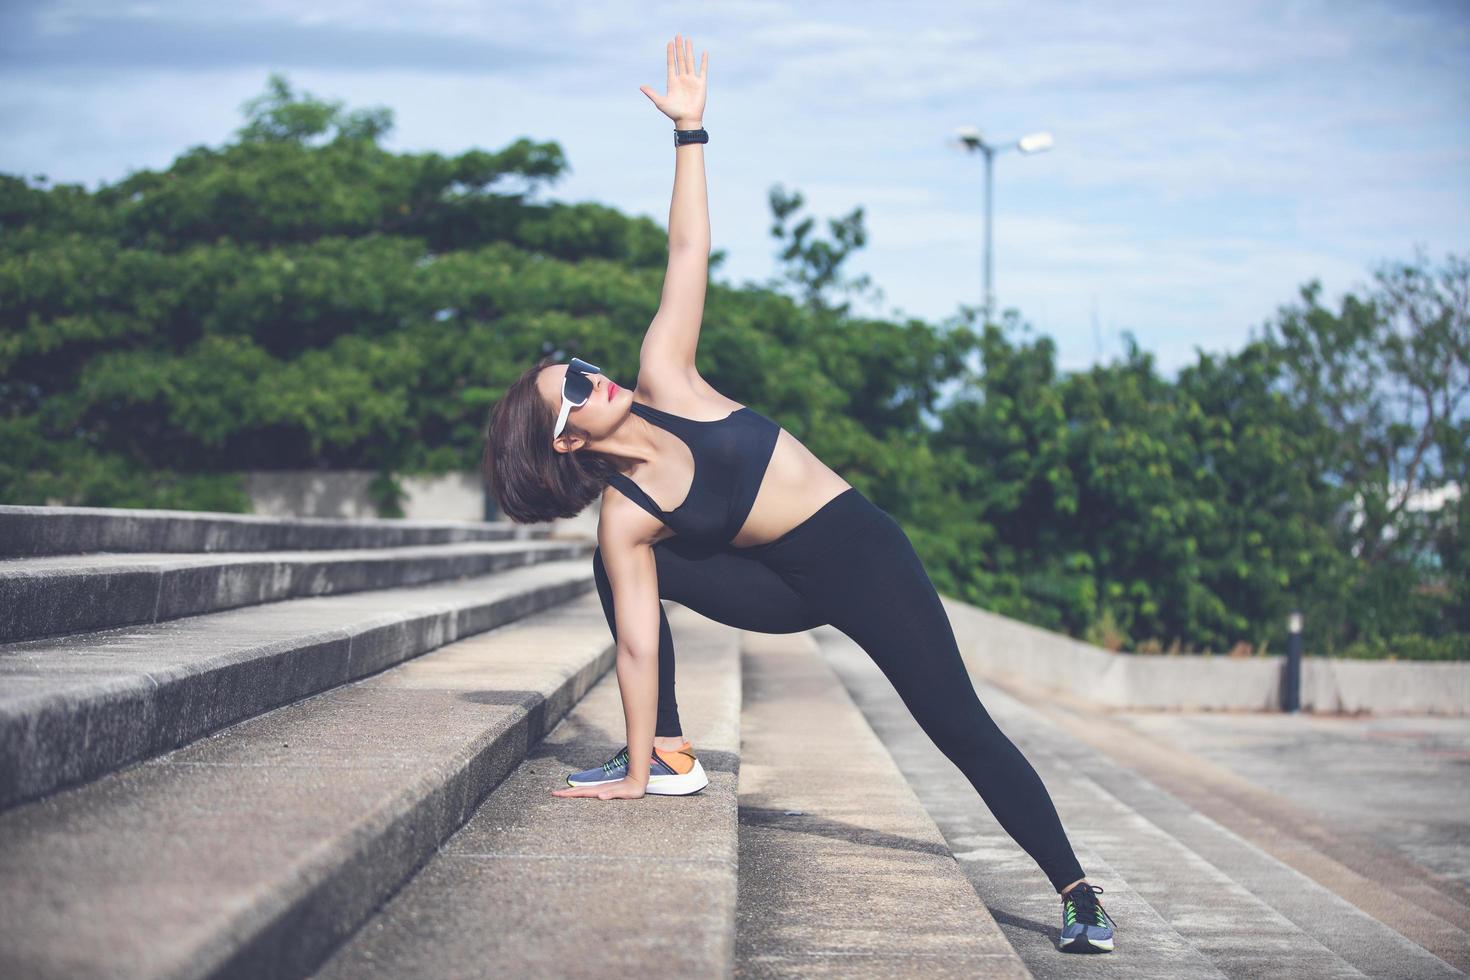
[482,354,620,524]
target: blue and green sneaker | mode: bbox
[1059,881,1115,952]
[565,741,709,796]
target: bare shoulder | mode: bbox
[633,361,700,404]
[634,362,741,418]
[599,482,667,547]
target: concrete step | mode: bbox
[0,590,617,980]
[981,670,1470,978]
[735,629,1032,979]
[0,557,594,810]
[0,537,590,642]
[812,629,1231,978]
[0,504,544,557]
[313,602,742,979]
[815,627,1467,979]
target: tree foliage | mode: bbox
[2,75,1462,658]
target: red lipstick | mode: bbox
[608,382,617,401]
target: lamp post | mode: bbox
[953,127,1053,323]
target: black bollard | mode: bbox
[1283,609,1303,712]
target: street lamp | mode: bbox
[952,126,1053,322]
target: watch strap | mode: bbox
[674,127,709,146]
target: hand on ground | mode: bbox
[551,778,648,800]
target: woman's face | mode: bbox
[541,362,627,449]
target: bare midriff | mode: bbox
[726,427,852,548]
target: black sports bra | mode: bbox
[606,399,781,545]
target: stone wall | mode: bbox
[242,470,600,540]
[941,596,1470,716]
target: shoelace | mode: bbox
[1063,883,1114,929]
[601,747,630,774]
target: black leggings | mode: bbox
[591,485,1086,893]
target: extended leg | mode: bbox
[794,510,1088,892]
[592,536,825,738]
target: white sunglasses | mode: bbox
[553,357,603,438]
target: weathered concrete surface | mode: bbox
[0,559,594,809]
[0,503,543,557]
[0,591,616,980]
[314,602,742,980]
[1071,701,1470,972]
[942,595,1470,716]
[735,630,1031,979]
[943,596,1280,711]
[1298,657,1470,715]
[1106,711,1470,889]
[0,538,590,642]
[817,626,1469,979]
[242,469,491,523]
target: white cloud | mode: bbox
[2,0,1466,381]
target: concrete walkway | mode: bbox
[314,603,743,978]
[735,630,1029,979]
[991,668,1470,975]
[0,592,615,979]
[815,625,1469,979]
[1104,709,1470,889]
[11,494,1466,978]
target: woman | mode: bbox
[482,34,1116,955]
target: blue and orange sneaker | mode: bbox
[1059,881,1115,952]
[565,741,709,796]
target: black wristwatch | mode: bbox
[674,127,708,146]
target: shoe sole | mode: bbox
[566,759,710,796]
[1059,934,1114,953]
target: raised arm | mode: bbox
[638,34,710,380]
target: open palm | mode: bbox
[640,33,708,124]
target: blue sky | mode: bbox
[3,0,1467,378]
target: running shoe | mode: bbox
[564,741,709,796]
[1058,881,1115,953]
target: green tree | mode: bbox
[765,183,883,317]
[2,74,1461,659]
[1263,247,1468,649]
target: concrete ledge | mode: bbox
[0,539,592,643]
[1302,658,1470,715]
[0,592,617,980]
[0,504,551,557]
[315,603,743,979]
[0,560,594,810]
[942,596,1470,716]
